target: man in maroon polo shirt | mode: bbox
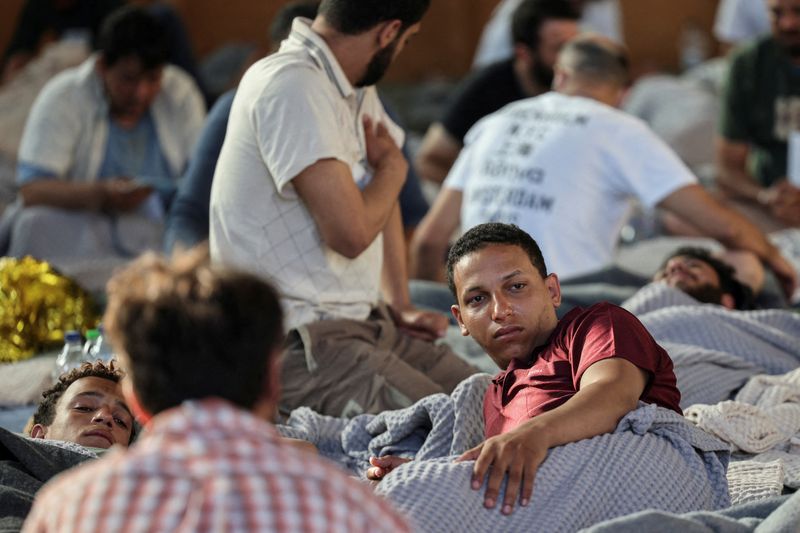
[369,222,681,515]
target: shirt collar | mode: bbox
[283,17,355,99]
[142,398,277,443]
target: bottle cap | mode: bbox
[64,330,82,342]
[85,329,100,341]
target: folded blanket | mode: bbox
[685,368,800,504]
[279,375,730,532]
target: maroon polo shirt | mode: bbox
[483,302,681,438]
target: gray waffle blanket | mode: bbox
[278,374,730,533]
[623,284,800,408]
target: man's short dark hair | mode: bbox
[446,223,548,297]
[661,247,756,310]
[97,6,169,69]
[558,36,630,86]
[32,360,136,444]
[270,1,320,47]
[103,247,285,416]
[511,0,580,50]
[319,0,430,34]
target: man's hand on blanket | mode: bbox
[388,306,449,342]
[366,455,413,481]
[456,426,549,515]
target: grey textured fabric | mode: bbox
[580,493,799,533]
[279,374,730,533]
[0,427,96,532]
[626,284,800,375]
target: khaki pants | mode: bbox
[279,306,479,418]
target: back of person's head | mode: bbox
[318,0,430,34]
[103,247,285,416]
[556,34,630,87]
[512,0,581,50]
[446,223,548,296]
[660,247,756,310]
[270,1,320,48]
[97,5,169,69]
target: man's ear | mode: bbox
[545,273,562,308]
[451,304,470,337]
[121,377,152,426]
[30,424,47,439]
[377,19,402,48]
[552,66,568,91]
[720,293,736,310]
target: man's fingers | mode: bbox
[375,120,389,138]
[482,458,508,510]
[455,444,482,464]
[366,466,385,480]
[520,461,538,508]
[501,463,524,515]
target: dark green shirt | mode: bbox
[719,36,800,187]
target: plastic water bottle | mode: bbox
[53,331,86,380]
[83,329,100,359]
[90,325,115,363]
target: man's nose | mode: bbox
[491,294,512,320]
[92,407,113,427]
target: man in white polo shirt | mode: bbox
[210,0,478,418]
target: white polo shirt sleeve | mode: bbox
[251,66,349,196]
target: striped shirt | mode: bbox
[23,399,410,533]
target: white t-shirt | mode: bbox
[714,0,770,45]
[209,18,403,330]
[444,92,696,279]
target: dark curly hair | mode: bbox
[103,246,284,416]
[32,360,136,444]
[446,223,548,298]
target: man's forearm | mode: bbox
[381,202,413,308]
[20,180,105,211]
[361,158,408,244]
[518,375,642,450]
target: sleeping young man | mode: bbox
[368,222,683,515]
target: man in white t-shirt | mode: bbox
[411,36,796,296]
[209,0,478,418]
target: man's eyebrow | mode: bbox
[463,270,524,294]
[73,391,133,418]
[501,270,523,281]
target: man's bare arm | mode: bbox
[382,201,448,340]
[415,123,462,184]
[658,184,797,295]
[458,358,647,514]
[715,137,764,203]
[20,178,153,213]
[409,187,462,282]
[293,118,407,259]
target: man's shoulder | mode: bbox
[561,302,642,331]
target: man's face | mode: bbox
[531,19,580,87]
[35,376,133,448]
[770,0,800,56]
[356,22,420,87]
[451,244,561,370]
[655,255,729,305]
[98,55,163,123]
